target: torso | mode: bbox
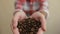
[22,0,40,16]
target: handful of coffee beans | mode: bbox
[17,17,41,34]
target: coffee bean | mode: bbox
[17,17,41,34]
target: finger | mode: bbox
[37,28,43,34]
[39,15,46,31]
[13,15,20,22]
[29,15,38,21]
[25,15,28,19]
[35,17,39,21]
[29,16,33,19]
[33,15,39,21]
[12,16,20,28]
[19,15,28,21]
[20,17,24,21]
[41,27,46,31]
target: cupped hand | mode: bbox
[12,11,28,28]
[29,11,46,32]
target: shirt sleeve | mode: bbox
[15,0,23,12]
[39,0,49,19]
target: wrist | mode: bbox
[13,10,24,15]
[37,10,46,18]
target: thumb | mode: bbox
[29,16,33,19]
[29,16,38,21]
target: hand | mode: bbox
[11,11,27,34]
[30,11,46,31]
[30,12,43,21]
[13,11,28,21]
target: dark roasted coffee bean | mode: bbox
[17,17,41,34]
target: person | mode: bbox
[11,0,49,34]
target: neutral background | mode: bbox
[0,0,60,34]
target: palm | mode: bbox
[13,11,27,22]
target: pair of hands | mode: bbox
[12,11,46,31]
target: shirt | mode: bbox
[15,0,49,18]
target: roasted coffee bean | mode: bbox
[17,17,41,34]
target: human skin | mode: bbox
[11,11,46,34]
[11,11,28,34]
[11,0,48,34]
[30,11,46,34]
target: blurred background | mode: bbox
[0,0,60,34]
